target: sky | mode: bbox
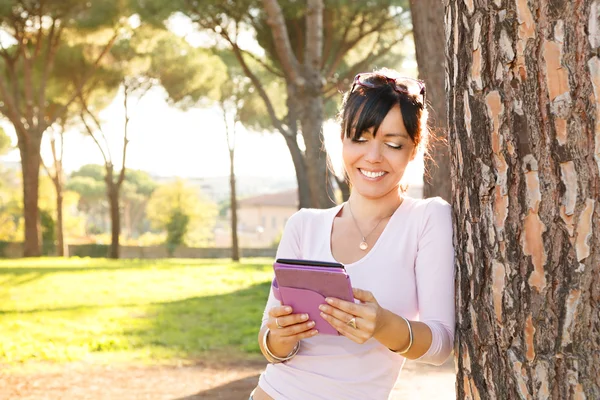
[0,13,424,185]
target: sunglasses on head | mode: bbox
[350,72,426,105]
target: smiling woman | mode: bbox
[250,68,454,400]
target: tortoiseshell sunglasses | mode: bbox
[350,72,426,105]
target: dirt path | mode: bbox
[1,358,456,399]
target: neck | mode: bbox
[346,190,403,221]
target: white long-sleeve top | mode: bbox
[258,196,455,400]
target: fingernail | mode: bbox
[325,298,333,304]
[318,305,325,311]
[284,307,292,313]
[308,321,315,327]
[311,330,318,335]
[301,314,308,320]
[320,312,326,318]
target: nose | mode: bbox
[364,141,383,163]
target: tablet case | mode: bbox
[272,259,354,336]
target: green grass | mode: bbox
[0,257,273,366]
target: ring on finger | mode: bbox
[347,316,357,329]
[275,317,283,329]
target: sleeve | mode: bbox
[413,198,456,365]
[260,209,304,328]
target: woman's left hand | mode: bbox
[318,287,387,344]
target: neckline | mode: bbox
[327,197,411,268]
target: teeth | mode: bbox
[360,169,385,178]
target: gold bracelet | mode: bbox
[263,328,300,363]
[395,316,413,354]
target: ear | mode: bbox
[409,146,418,161]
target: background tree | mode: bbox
[119,169,157,239]
[409,0,449,201]
[136,0,411,208]
[67,164,108,234]
[447,0,599,398]
[41,117,68,255]
[0,0,125,256]
[77,28,160,259]
[146,180,218,248]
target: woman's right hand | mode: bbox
[265,305,318,357]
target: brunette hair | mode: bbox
[338,68,429,156]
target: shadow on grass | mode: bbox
[122,281,273,357]
[174,375,260,400]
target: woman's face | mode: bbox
[342,105,416,200]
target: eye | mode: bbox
[386,142,403,149]
[352,137,368,143]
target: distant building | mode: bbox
[214,184,423,248]
[215,189,298,248]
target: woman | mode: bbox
[251,69,455,400]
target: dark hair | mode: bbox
[338,68,429,155]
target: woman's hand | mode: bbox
[318,287,387,344]
[265,305,318,357]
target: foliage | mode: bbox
[40,209,56,255]
[165,208,190,256]
[67,164,158,237]
[146,180,218,246]
[0,257,272,364]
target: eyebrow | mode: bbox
[383,132,410,139]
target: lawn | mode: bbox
[0,257,273,366]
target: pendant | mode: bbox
[359,241,369,251]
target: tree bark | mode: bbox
[56,190,66,257]
[107,174,120,260]
[283,132,311,209]
[229,148,240,261]
[447,0,600,398]
[18,133,43,257]
[410,0,450,201]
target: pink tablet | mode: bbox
[272,258,354,335]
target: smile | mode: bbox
[359,169,387,179]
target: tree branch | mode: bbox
[79,110,109,166]
[304,0,323,72]
[239,48,284,78]
[221,31,291,138]
[78,90,113,164]
[324,16,396,80]
[47,30,119,132]
[323,34,406,100]
[321,7,334,70]
[38,17,60,134]
[117,78,130,188]
[261,0,304,87]
[0,67,27,140]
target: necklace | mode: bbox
[347,201,396,251]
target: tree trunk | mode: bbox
[106,169,120,259]
[283,132,312,209]
[410,0,450,201]
[229,148,240,262]
[56,190,66,257]
[18,133,43,257]
[447,0,600,398]
[299,90,334,208]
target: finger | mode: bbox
[318,304,353,325]
[352,287,375,303]
[272,313,309,329]
[320,312,365,343]
[271,320,316,338]
[325,297,366,318]
[269,305,293,318]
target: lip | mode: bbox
[358,168,387,181]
